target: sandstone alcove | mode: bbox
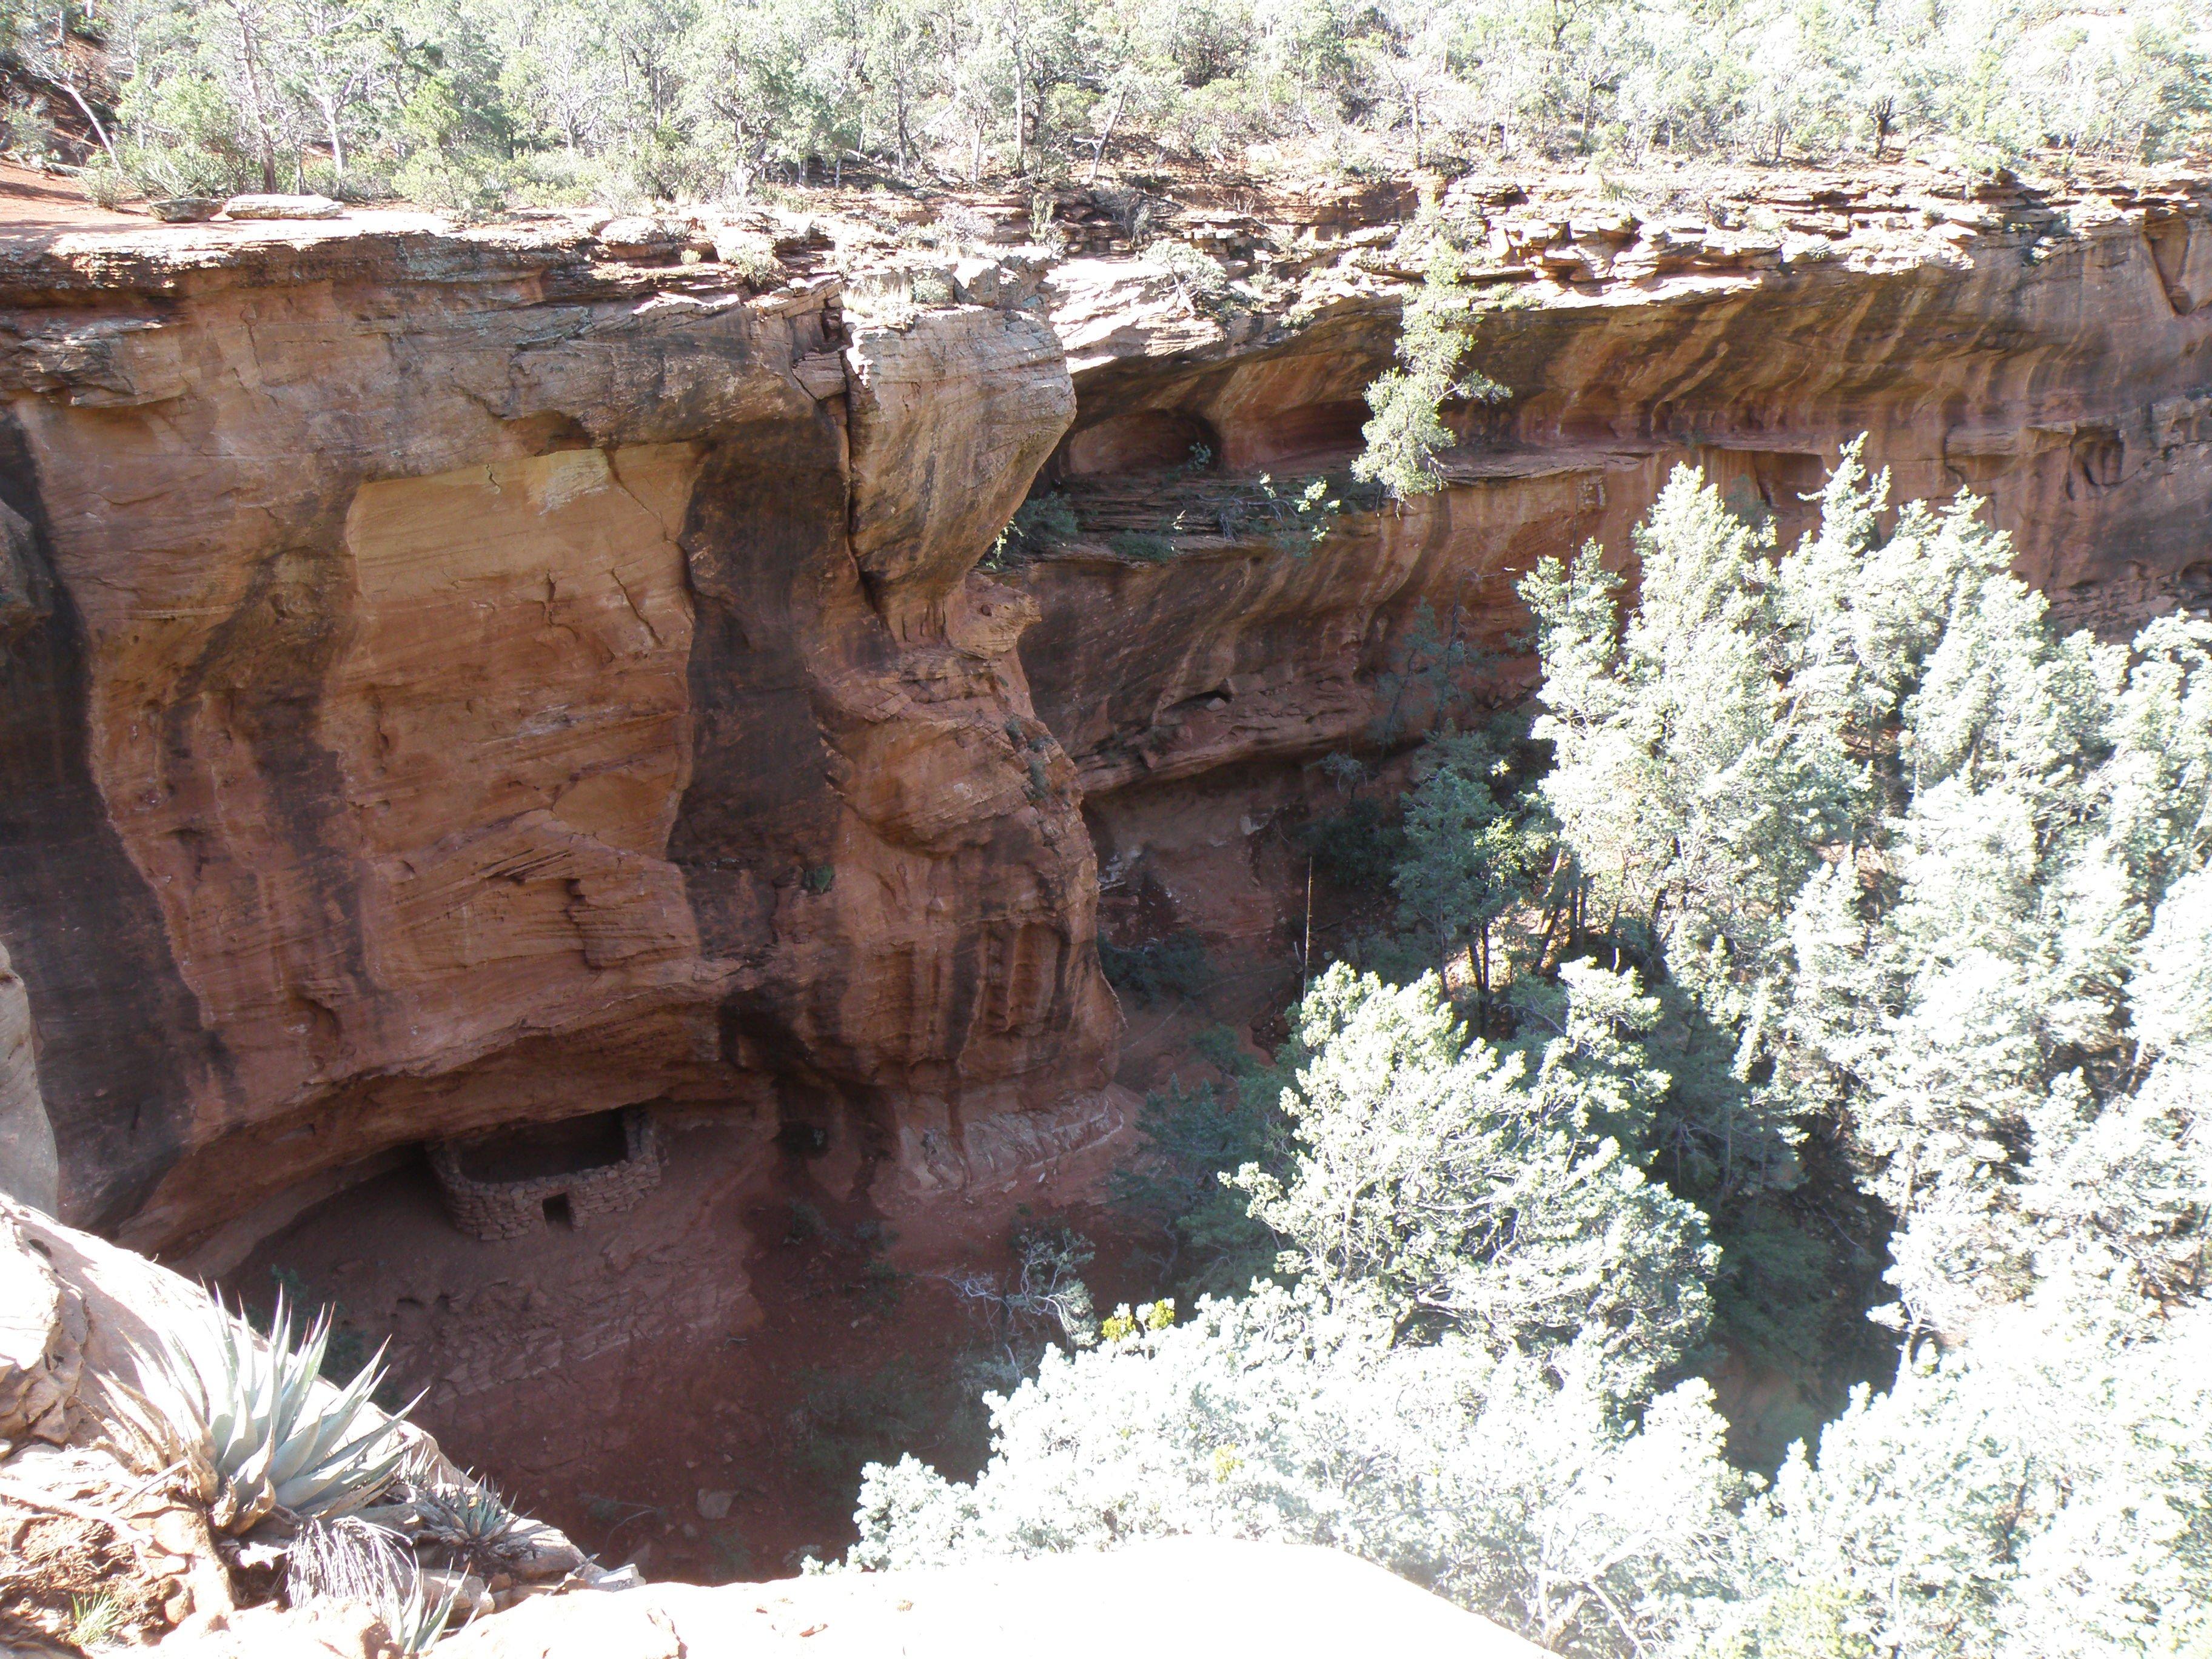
[1057,407,1221,477]
[211,1099,1145,1584]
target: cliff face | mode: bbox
[0,218,1111,1247]
[1,170,2208,1248]
[1017,172,2212,962]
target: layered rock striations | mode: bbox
[0,216,1110,1248]
[1014,170,2212,957]
[1,169,2208,1247]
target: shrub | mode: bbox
[1296,797,1404,893]
[1105,531,1176,563]
[851,1281,1745,1656]
[715,232,782,285]
[990,492,1079,563]
[1152,239,1230,309]
[1098,931,1212,1002]
[75,163,128,210]
[1213,473,1344,554]
[1109,1076,1284,1293]
[789,1364,939,1484]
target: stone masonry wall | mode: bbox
[429,1110,662,1242]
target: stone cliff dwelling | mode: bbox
[429,1108,662,1241]
[2,158,2210,1589]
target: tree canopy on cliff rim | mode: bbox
[5,0,2208,210]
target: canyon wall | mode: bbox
[1,170,2207,1248]
[0,218,1113,1248]
[1019,173,2212,964]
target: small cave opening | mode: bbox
[2071,426,2125,493]
[774,1118,832,1158]
[1700,447,1830,548]
[1219,398,1370,471]
[2178,560,2212,609]
[1056,407,1221,478]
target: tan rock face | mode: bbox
[0,938,57,1211]
[0,225,1111,1248]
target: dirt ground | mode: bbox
[0,159,149,237]
[223,1113,1166,1584]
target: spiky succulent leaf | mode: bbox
[382,1574,463,1655]
[119,1289,412,1533]
[414,1476,520,1550]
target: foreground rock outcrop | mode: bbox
[1,1193,595,1646]
[435,1537,1540,1658]
[0,166,2208,1250]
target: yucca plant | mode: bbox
[112,1290,415,1533]
[287,1515,465,1654]
[287,1513,411,1606]
[67,1589,124,1650]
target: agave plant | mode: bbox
[378,1569,464,1655]
[112,1290,415,1533]
[410,1473,521,1559]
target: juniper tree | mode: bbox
[856,452,2212,1659]
[1521,449,2212,1337]
[1351,245,1510,501]
[1232,962,1715,1398]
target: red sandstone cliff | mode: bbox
[1017,167,2212,986]
[0,167,2205,1249]
[0,216,1112,1247]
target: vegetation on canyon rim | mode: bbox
[854,451,2212,1657]
[2,0,2208,212]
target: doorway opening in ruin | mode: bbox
[541,1194,574,1228]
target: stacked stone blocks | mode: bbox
[430,1108,661,1241]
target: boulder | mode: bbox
[0,1199,78,1442]
[149,197,223,223]
[0,938,58,1214]
[437,1538,1544,1657]
[153,1601,394,1658]
[221,194,344,220]
[597,216,689,260]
